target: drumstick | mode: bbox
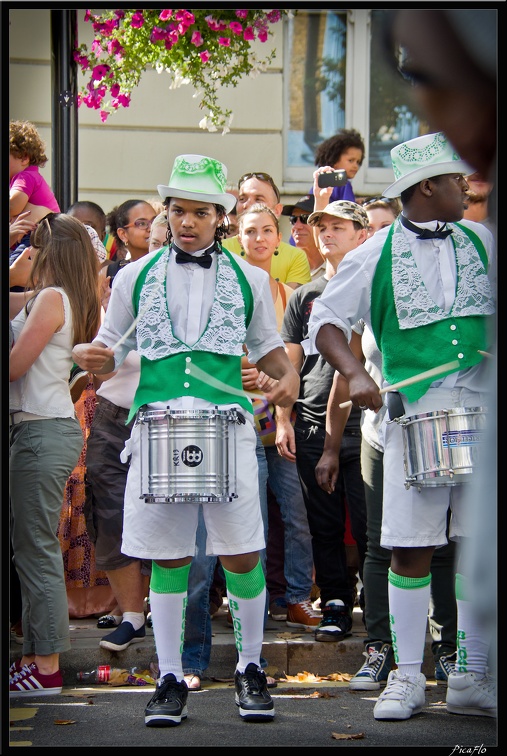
[338,359,461,409]
[187,361,264,400]
[478,350,494,359]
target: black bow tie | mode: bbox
[173,244,214,269]
[400,215,453,240]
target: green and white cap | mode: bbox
[383,132,472,198]
[157,154,237,213]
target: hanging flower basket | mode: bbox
[74,8,291,134]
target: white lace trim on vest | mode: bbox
[136,248,247,360]
[391,219,495,329]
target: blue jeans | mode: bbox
[264,445,313,604]
[182,507,216,676]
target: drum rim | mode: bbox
[397,406,487,425]
[138,407,238,421]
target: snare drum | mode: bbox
[394,407,487,490]
[138,407,239,503]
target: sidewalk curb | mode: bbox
[10,608,439,685]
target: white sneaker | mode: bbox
[373,669,426,720]
[446,671,497,718]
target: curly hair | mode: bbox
[9,120,48,167]
[314,128,365,168]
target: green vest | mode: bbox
[127,246,254,422]
[370,222,494,402]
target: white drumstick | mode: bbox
[338,359,461,409]
[187,361,263,400]
[478,350,494,359]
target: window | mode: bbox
[285,10,347,177]
[284,9,428,196]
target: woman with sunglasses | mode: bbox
[9,213,101,696]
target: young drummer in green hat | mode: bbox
[72,154,299,727]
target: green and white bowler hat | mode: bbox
[157,154,237,213]
[383,132,472,198]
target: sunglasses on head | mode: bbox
[362,197,398,208]
[289,214,310,225]
[238,172,280,202]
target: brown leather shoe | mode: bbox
[286,600,321,629]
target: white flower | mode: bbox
[199,116,209,130]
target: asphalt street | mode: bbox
[8,679,498,751]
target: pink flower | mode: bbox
[159,9,173,22]
[73,52,90,70]
[131,12,145,29]
[258,30,268,43]
[91,39,103,56]
[110,82,120,97]
[92,19,118,36]
[175,10,194,24]
[191,31,203,46]
[91,64,111,81]
[235,9,248,20]
[82,90,103,109]
[167,29,179,45]
[243,26,255,41]
[218,37,231,47]
[205,16,228,32]
[107,39,123,55]
[100,110,109,122]
[112,93,130,108]
[84,10,91,22]
[199,50,210,63]
[267,10,281,24]
[229,21,243,34]
[150,26,167,43]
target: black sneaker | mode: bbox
[99,621,146,651]
[435,651,457,684]
[145,674,188,727]
[314,599,352,642]
[234,663,275,721]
